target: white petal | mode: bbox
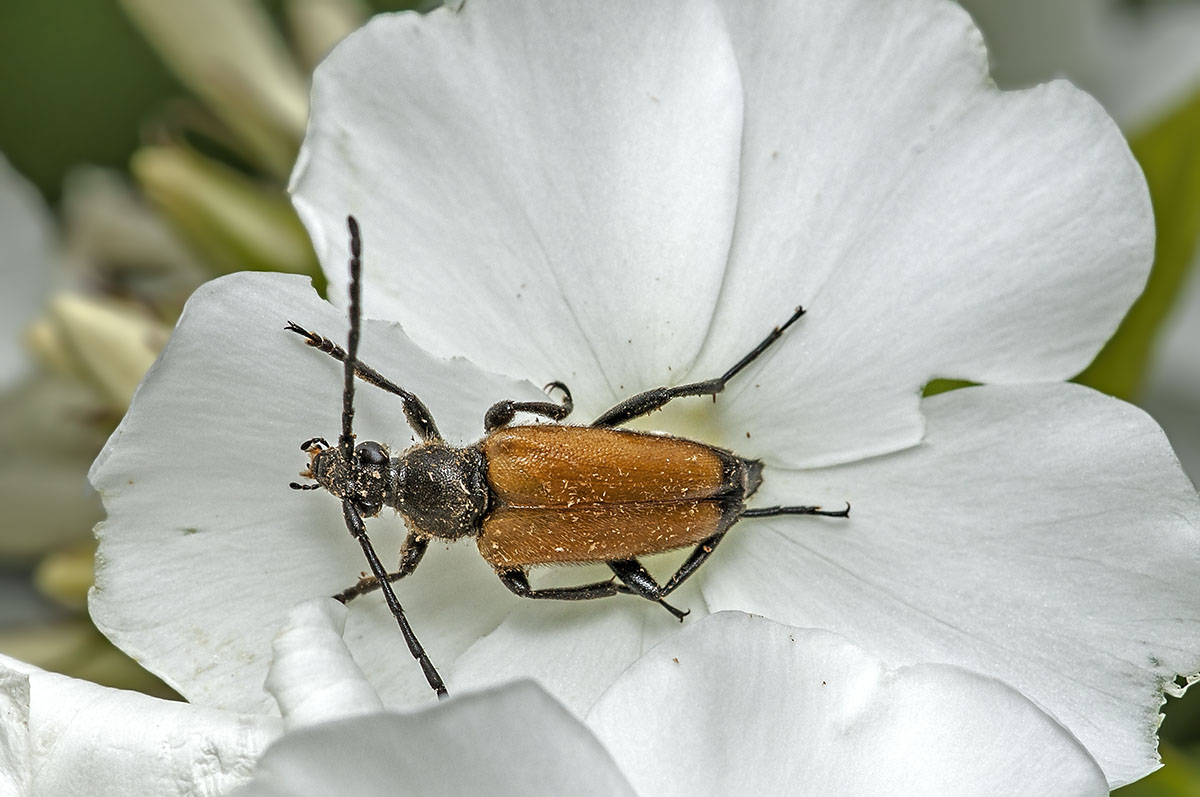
[0,154,52,391]
[0,653,278,796]
[703,383,1200,787]
[90,272,537,713]
[587,613,1107,796]
[236,681,635,797]
[265,598,382,729]
[670,0,1153,467]
[290,0,743,416]
[0,662,32,795]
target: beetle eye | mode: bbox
[356,441,387,466]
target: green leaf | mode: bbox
[1115,744,1200,796]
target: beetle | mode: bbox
[288,216,849,697]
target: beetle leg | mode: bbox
[637,505,849,603]
[498,569,621,601]
[591,306,806,427]
[741,503,851,519]
[286,322,442,442]
[608,559,690,622]
[644,532,728,600]
[647,506,842,599]
[335,532,429,603]
[483,381,574,431]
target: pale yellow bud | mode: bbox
[121,0,309,177]
[286,0,370,72]
[132,146,318,278]
[41,295,167,411]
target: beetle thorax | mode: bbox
[393,442,489,540]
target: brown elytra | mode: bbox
[479,425,759,568]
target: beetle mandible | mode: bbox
[288,216,850,697]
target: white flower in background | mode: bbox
[960,0,1200,131]
[0,161,179,695]
[0,603,1107,795]
[0,159,176,563]
[0,155,52,392]
[87,0,1200,789]
[1143,263,1200,485]
[0,157,92,561]
[0,160,130,561]
[57,167,208,309]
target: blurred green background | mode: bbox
[0,2,179,203]
[0,1,424,202]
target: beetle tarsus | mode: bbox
[661,601,690,622]
[543,381,573,406]
[484,381,575,432]
[742,503,851,519]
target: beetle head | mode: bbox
[292,437,392,517]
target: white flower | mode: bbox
[89,0,1200,789]
[0,155,52,391]
[0,157,110,558]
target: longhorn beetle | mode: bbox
[288,216,850,697]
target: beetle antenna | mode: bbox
[339,216,362,462]
[342,498,448,697]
